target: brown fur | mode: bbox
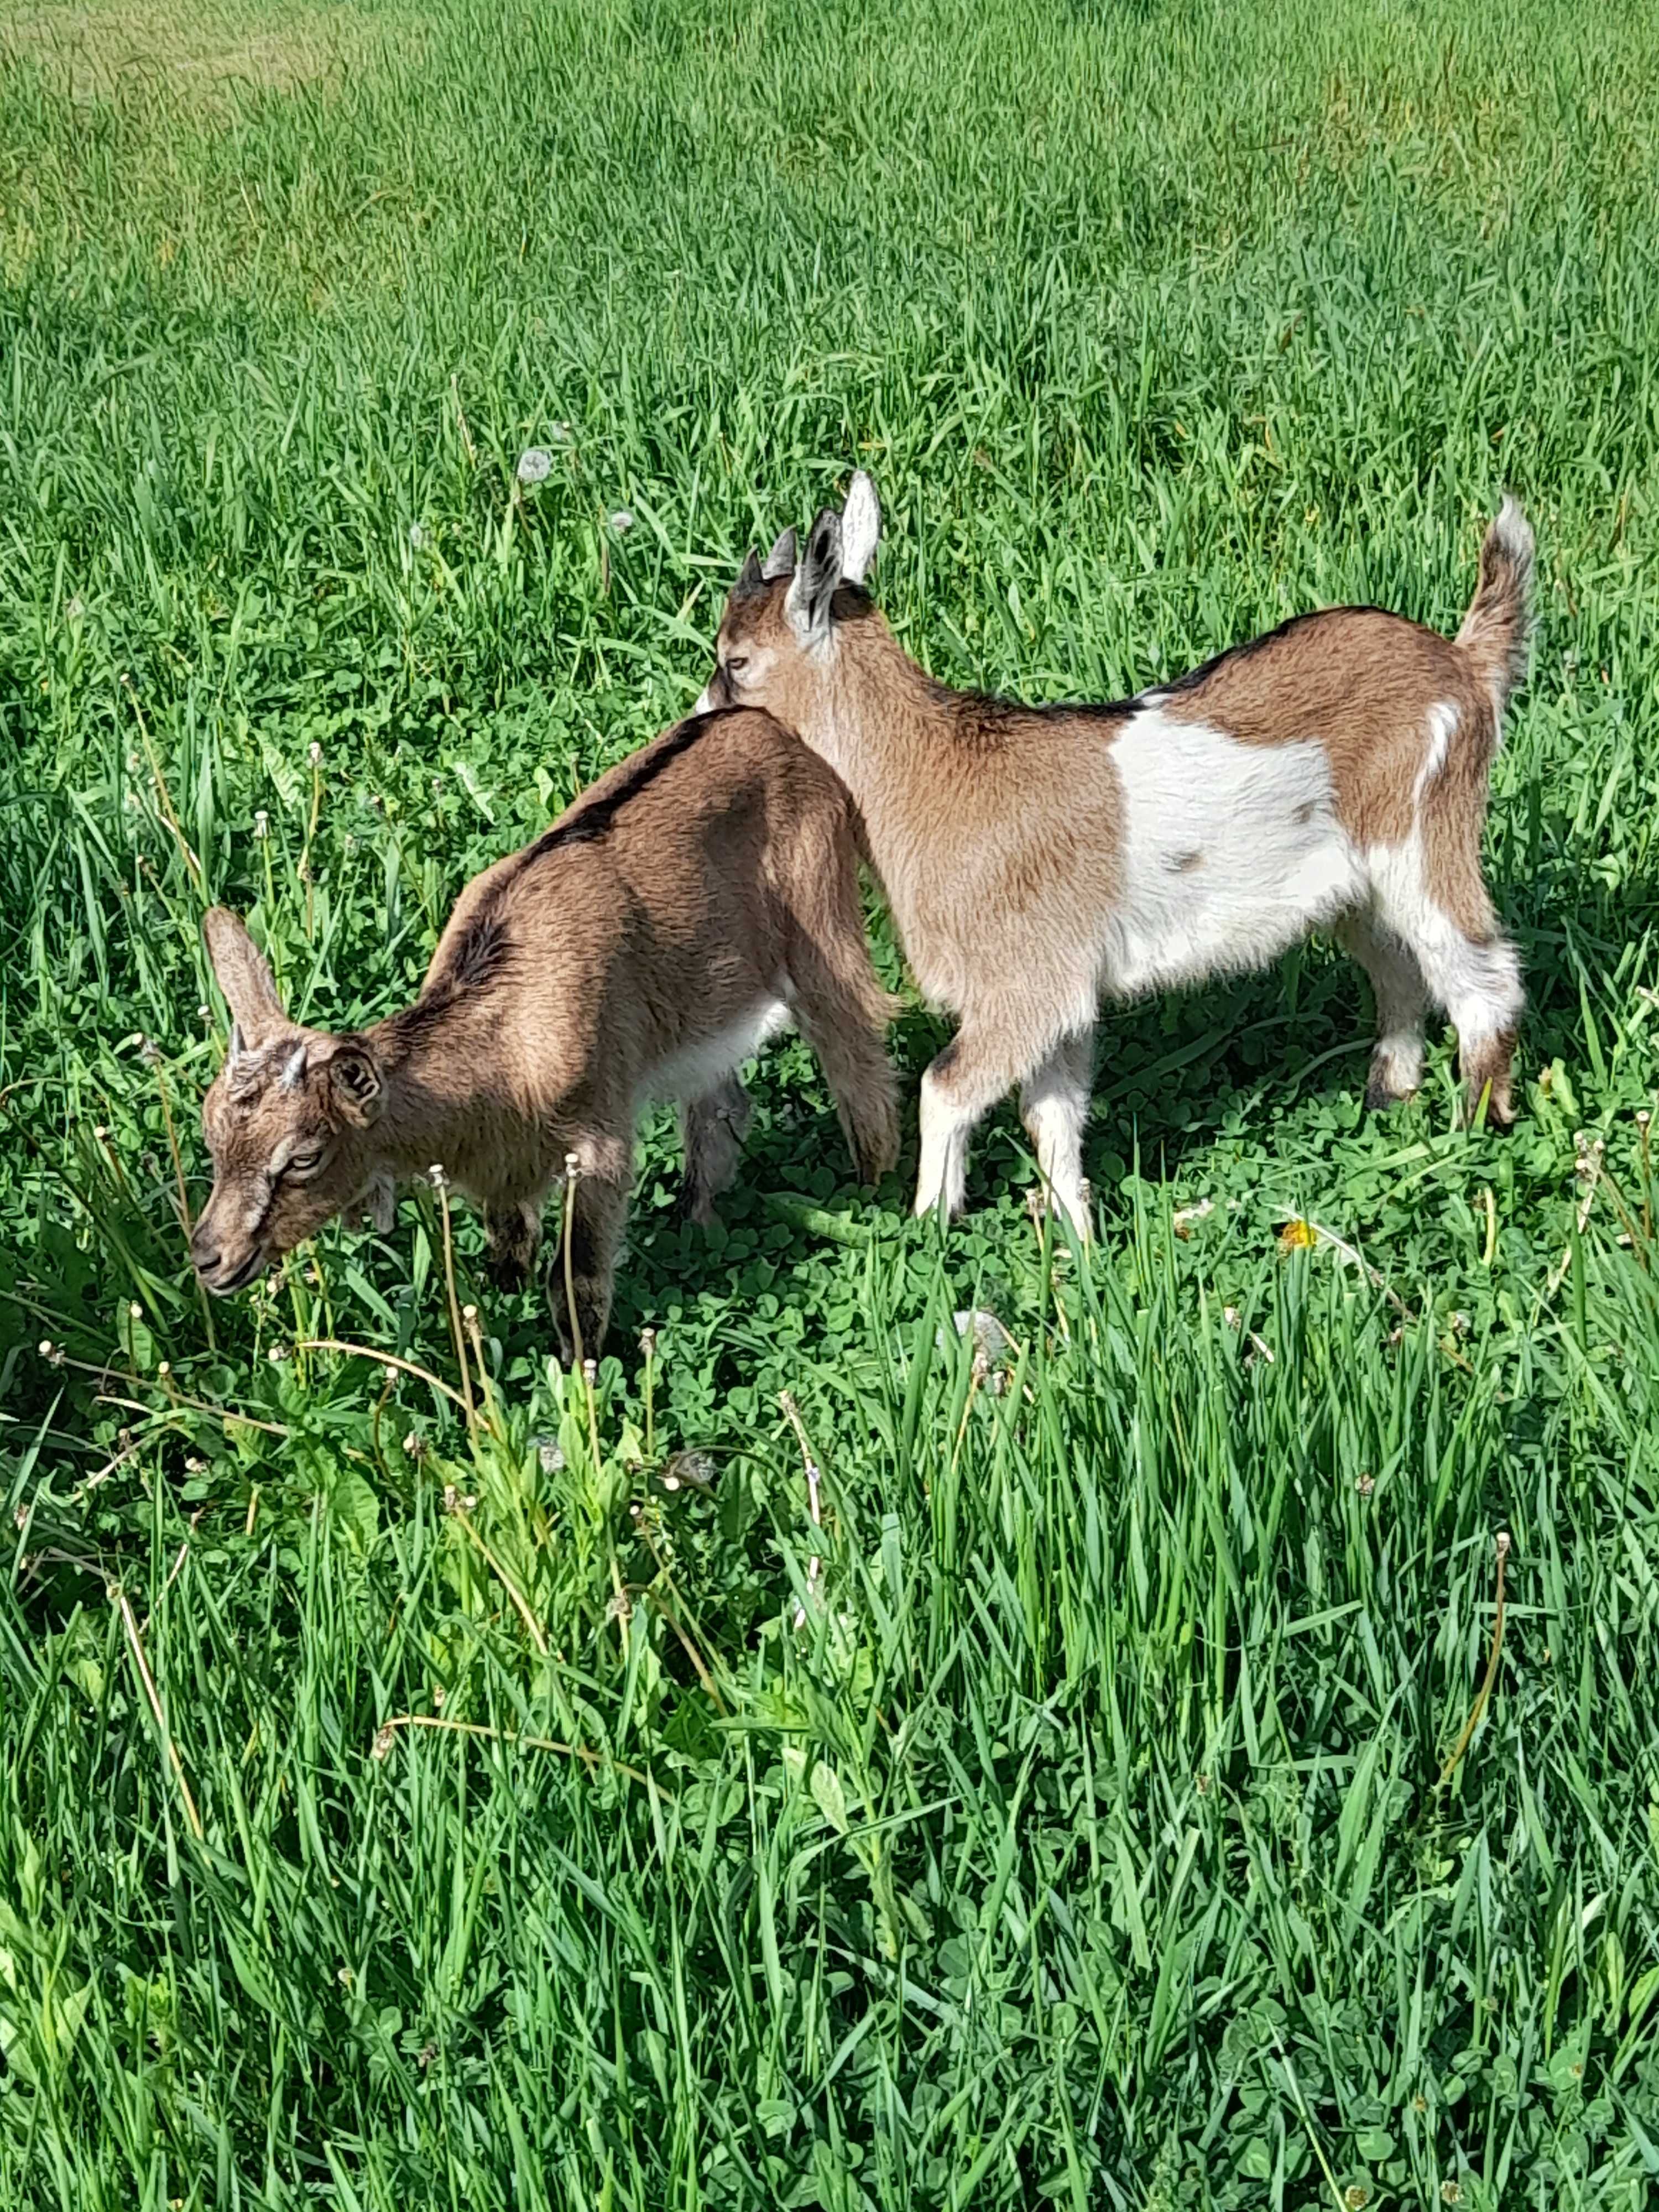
[700,478,1532,1228]
[192,709,899,1352]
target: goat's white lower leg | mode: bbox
[914,1066,973,1219]
[1418,931,1525,1124]
[1019,1027,1094,1239]
[1338,913,1427,1107]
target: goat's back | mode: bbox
[414,709,864,1095]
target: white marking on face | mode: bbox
[1102,708,1365,995]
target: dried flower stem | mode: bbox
[452,1514,549,1657]
[1439,1530,1511,1786]
[124,682,205,896]
[114,1582,203,1841]
[779,1390,825,1621]
[431,1176,476,1427]
[293,1339,469,1413]
[302,747,324,937]
[640,1327,656,1460]
[634,1517,727,1714]
[450,374,477,467]
[559,1155,586,1376]
[371,1711,651,1788]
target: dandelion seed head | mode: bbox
[308,740,322,766]
[129,1301,143,1319]
[608,508,634,533]
[371,1725,395,1761]
[253,810,269,839]
[408,520,427,549]
[516,447,554,486]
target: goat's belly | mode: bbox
[644,997,793,1103]
[1102,710,1365,995]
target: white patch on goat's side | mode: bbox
[1101,709,1365,996]
[646,997,792,1105]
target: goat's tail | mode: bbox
[1456,496,1534,717]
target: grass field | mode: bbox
[3,0,1659,2203]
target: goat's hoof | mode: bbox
[1363,1078,1415,1113]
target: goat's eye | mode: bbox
[285,1147,325,1178]
[724,655,749,682]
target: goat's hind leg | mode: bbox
[1336,911,1428,1110]
[484,1199,541,1291]
[676,1075,753,1227]
[785,941,900,1188]
[1019,1025,1095,1239]
[915,1026,1037,1222]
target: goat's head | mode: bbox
[696,471,884,734]
[192,908,385,1294]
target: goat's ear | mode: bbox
[326,1040,384,1128]
[839,472,880,585]
[760,526,797,580]
[735,548,764,594]
[785,508,843,644]
[204,907,286,1044]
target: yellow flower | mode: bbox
[1277,1218,1318,1255]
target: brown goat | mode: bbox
[191,708,899,1351]
[697,474,1532,1235]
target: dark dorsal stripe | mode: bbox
[393,712,726,1044]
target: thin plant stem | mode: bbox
[371,1712,653,1790]
[1439,1530,1512,1786]
[430,1172,476,1427]
[114,1582,204,1841]
[294,1338,470,1413]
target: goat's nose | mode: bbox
[190,1222,219,1271]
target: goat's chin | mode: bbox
[202,1246,270,1296]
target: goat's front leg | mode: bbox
[483,1199,541,1292]
[676,1075,753,1226]
[547,1171,630,1363]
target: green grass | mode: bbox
[3,0,1659,2202]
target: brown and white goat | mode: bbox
[698,474,1532,1235]
[191,708,899,1351]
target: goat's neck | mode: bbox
[357,1006,488,1179]
[808,631,956,823]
